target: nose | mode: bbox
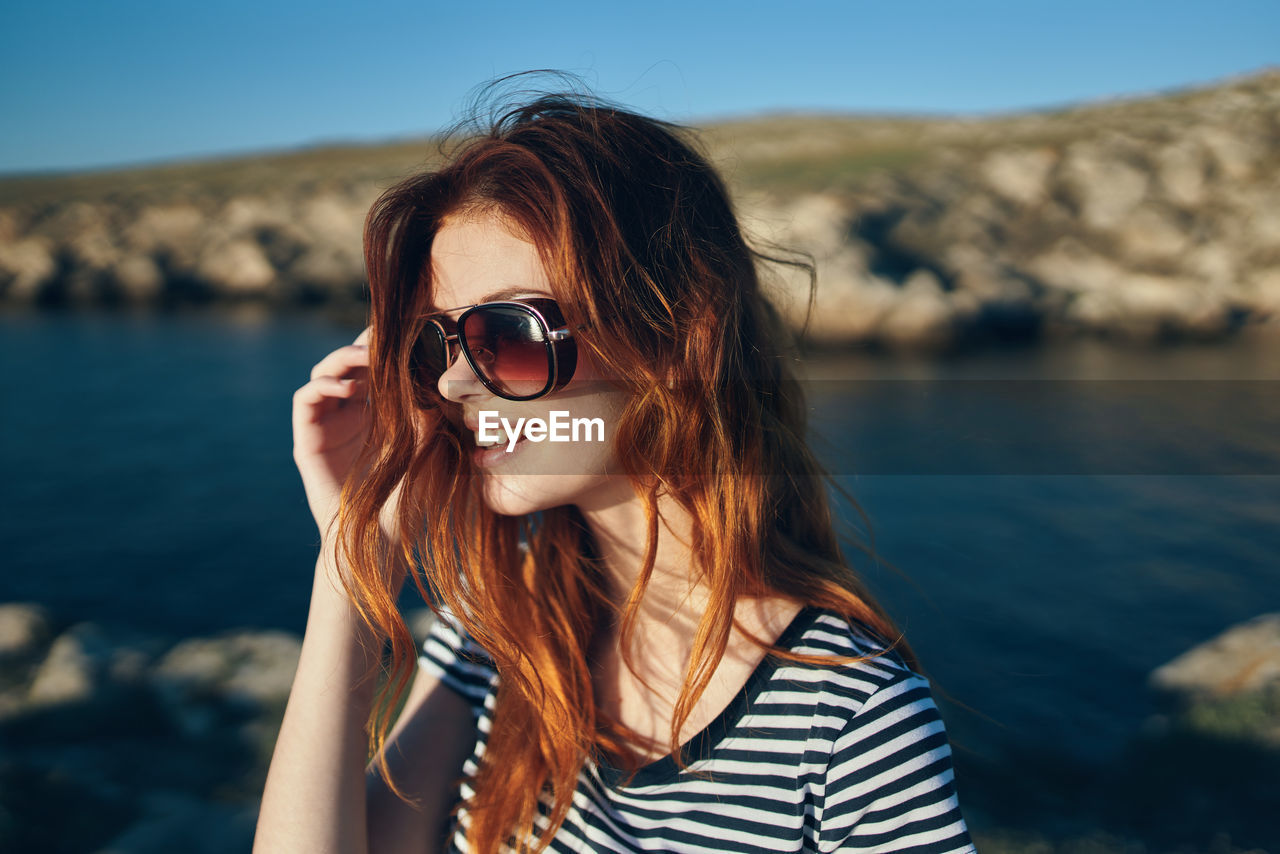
[437,340,486,403]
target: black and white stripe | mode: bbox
[419,607,976,853]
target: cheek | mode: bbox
[472,382,629,514]
[475,415,622,514]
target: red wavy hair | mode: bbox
[334,90,918,852]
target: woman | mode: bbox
[256,89,976,853]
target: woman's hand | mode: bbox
[292,326,386,542]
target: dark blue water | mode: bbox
[2,308,1278,772]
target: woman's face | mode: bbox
[431,210,634,516]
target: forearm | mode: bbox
[254,543,385,854]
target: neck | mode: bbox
[574,484,804,761]
[578,486,703,622]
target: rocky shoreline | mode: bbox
[0,602,433,853]
[2,69,1278,351]
[2,601,1277,852]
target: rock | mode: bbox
[26,623,156,708]
[151,631,301,737]
[1150,613,1280,698]
[297,193,365,249]
[1027,238,1126,294]
[784,194,856,257]
[879,269,955,350]
[1056,142,1149,230]
[123,205,206,251]
[12,622,164,742]
[1228,186,1280,253]
[2,68,1279,350]
[112,254,164,301]
[27,624,112,707]
[0,603,51,665]
[40,201,109,243]
[0,208,22,242]
[980,147,1057,207]
[1145,613,1280,749]
[218,196,288,234]
[1183,243,1237,291]
[1114,206,1190,262]
[0,613,303,854]
[1155,140,1209,207]
[195,239,276,296]
[1192,125,1260,181]
[286,244,365,292]
[0,237,57,302]
[739,193,856,262]
[800,275,897,344]
[1240,267,1280,323]
[123,205,206,274]
[0,604,53,721]
[1064,271,1231,341]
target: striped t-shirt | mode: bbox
[418,605,977,853]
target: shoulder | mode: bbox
[781,611,976,852]
[773,608,923,710]
[772,609,955,783]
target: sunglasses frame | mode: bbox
[420,297,578,401]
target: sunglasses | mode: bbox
[412,297,579,401]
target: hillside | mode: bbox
[2,67,1278,350]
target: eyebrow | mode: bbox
[429,286,551,314]
[482,286,550,301]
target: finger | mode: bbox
[354,325,372,347]
[309,344,371,382]
[293,375,364,410]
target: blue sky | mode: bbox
[2,0,1276,173]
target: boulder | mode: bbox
[151,630,301,737]
[0,603,51,666]
[286,244,365,293]
[1154,139,1209,207]
[28,624,156,701]
[112,254,164,302]
[1056,142,1149,230]
[980,147,1057,207]
[1113,206,1190,262]
[194,239,276,296]
[0,237,57,302]
[1240,267,1280,323]
[1146,613,1280,748]
[879,269,955,351]
[27,624,117,708]
[1027,238,1127,294]
[1191,125,1260,182]
[1150,613,1280,698]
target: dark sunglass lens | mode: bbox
[462,306,551,397]
[411,322,451,381]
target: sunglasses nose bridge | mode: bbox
[436,330,491,402]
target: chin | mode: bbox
[477,473,587,516]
